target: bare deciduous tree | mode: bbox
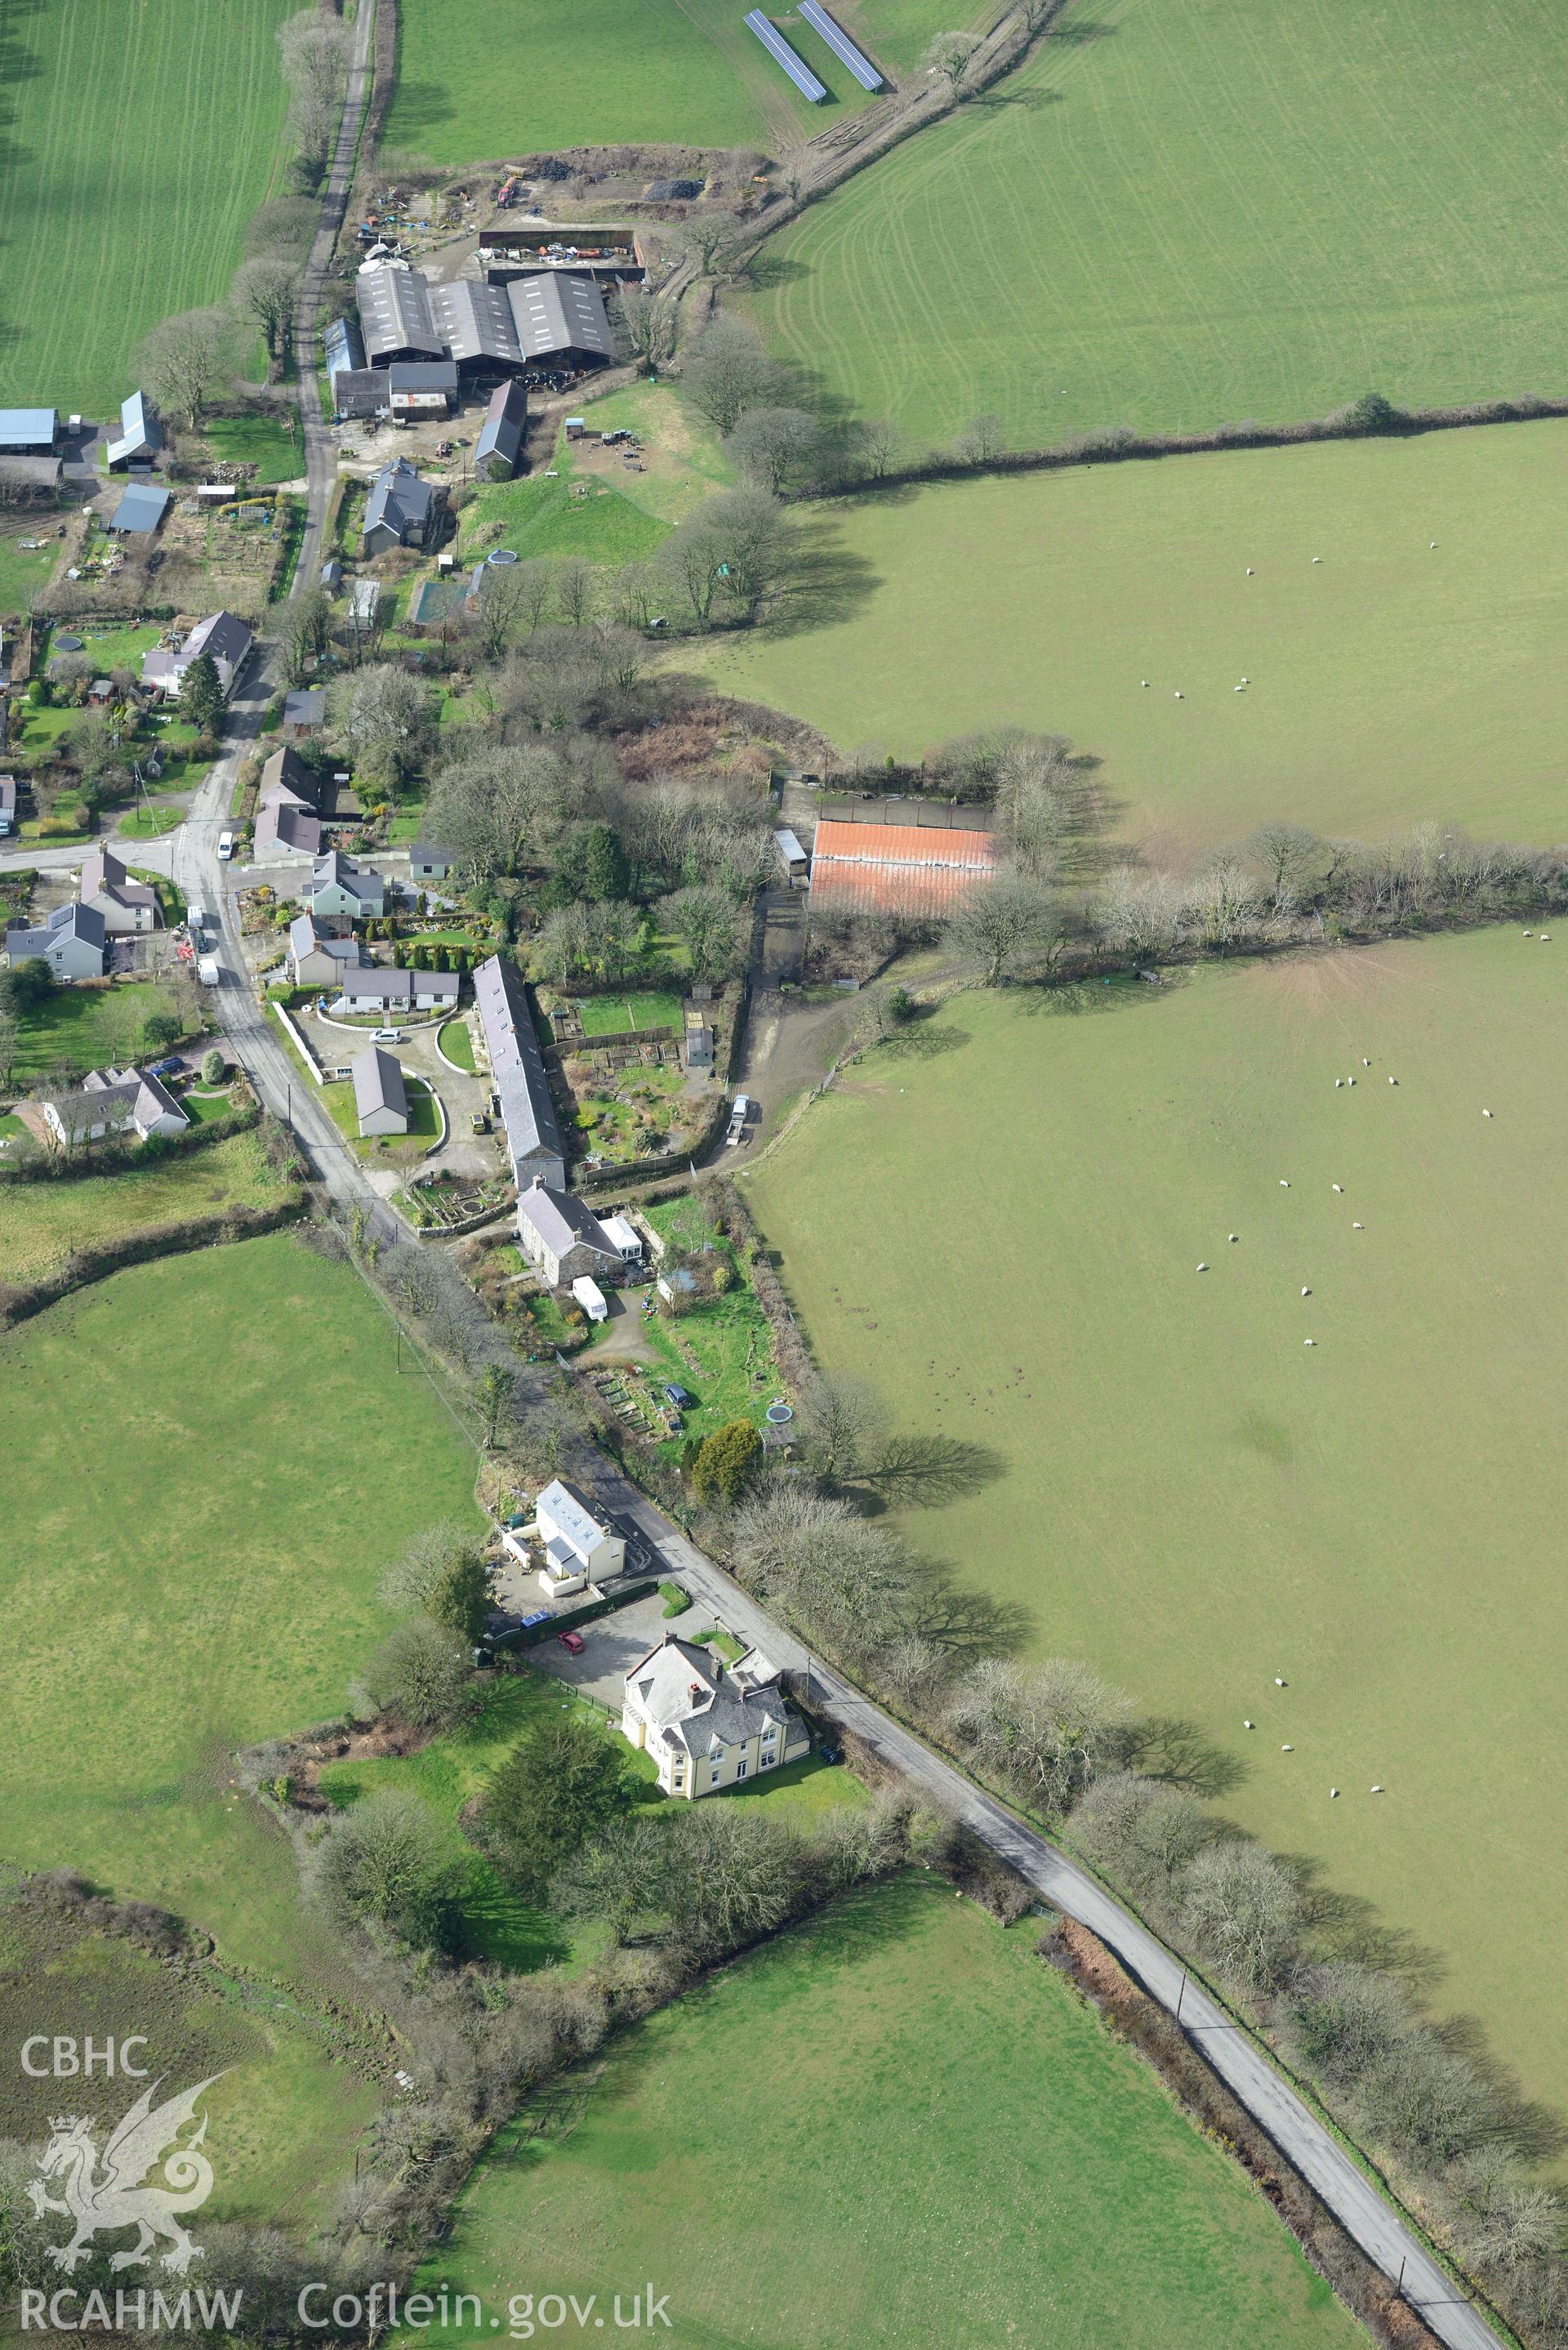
[136,309,236,430]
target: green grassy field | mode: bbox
[0,534,56,616]
[430,1879,1361,2350]
[0,1127,298,1284]
[385,0,968,167]
[11,979,170,1082]
[746,926,1568,2132]
[203,412,305,485]
[577,991,684,1036]
[461,475,670,570]
[0,1234,483,2212]
[698,419,1568,854]
[561,384,735,528]
[746,0,1568,450]
[0,0,293,415]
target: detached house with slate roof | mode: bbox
[621,1635,810,1799]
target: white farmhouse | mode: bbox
[501,1477,626,1600]
[621,1635,810,1799]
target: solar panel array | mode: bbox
[797,0,884,89]
[743,9,827,101]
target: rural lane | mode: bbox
[591,1477,1504,2350]
[8,2,1507,2329]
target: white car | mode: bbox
[216,830,236,861]
[372,1028,403,1044]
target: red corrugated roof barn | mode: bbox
[808,819,1000,916]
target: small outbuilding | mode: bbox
[474,378,528,480]
[351,1044,410,1136]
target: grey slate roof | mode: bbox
[473,954,565,1183]
[254,799,322,859]
[289,912,362,965]
[352,1044,408,1125]
[7,902,105,956]
[364,457,434,542]
[284,689,326,729]
[474,378,528,476]
[506,273,615,363]
[389,359,460,395]
[260,743,318,808]
[311,850,381,905]
[519,1183,617,1266]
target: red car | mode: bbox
[558,1630,586,1656]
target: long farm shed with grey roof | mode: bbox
[743,10,826,100]
[798,0,884,88]
[474,954,567,1189]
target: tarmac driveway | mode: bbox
[523,1592,683,1710]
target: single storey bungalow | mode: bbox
[351,1044,409,1136]
[6,901,105,980]
[407,840,457,882]
[41,1063,188,1149]
[310,851,385,921]
[621,1635,809,1799]
[336,965,459,1015]
[78,848,156,937]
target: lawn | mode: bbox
[203,411,305,485]
[745,0,1568,451]
[577,991,684,1036]
[0,533,56,617]
[0,1234,483,2213]
[47,621,163,671]
[0,0,293,414]
[118,804,185,839]
[746,925,1568,2136]
[11,979,171,1083]
[439,1015,475,1070]
[636,1200,780,1451]
[697,418,1568,854]
[0,1126,298,1285]
[430,1879,1361,2350]
[460,474,670,570]
[385,0,969,167]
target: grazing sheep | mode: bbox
[1246,568,1254,575]
[1330,1787,1340,1798]
[1543,935,1552,943]
[1301,1286,1312,1296]
[1229,1233,1239,1242]
[1174,691,1184,699]
[1352,1221,1364,1229]
[1304,1337,1316,1345]
[1371,1785,1383,1794]
[1430,542,1438,550]
[1362,1059,1370,1067]
[1281,1743,1294,1751]
[1348,1077,1356,1085]
[1332,1183,1343,1192]
[1244,1719,1254,1728]
[1312,555,1321,563]
[1142,680,1149,687]
[1196,1264,1208,1273]
[1483,1108,1493,1118]
[1281,1179,1290,1187]
[1274,1677,1286,1686]
[1235,684,1245,692]
[1335,1078,1343,1087]
[1388,1076,1397,1085]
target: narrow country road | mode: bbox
[586,1484,1505,2350]
[8,2,1507,2330]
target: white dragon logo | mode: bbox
[27,2074,228,2276]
